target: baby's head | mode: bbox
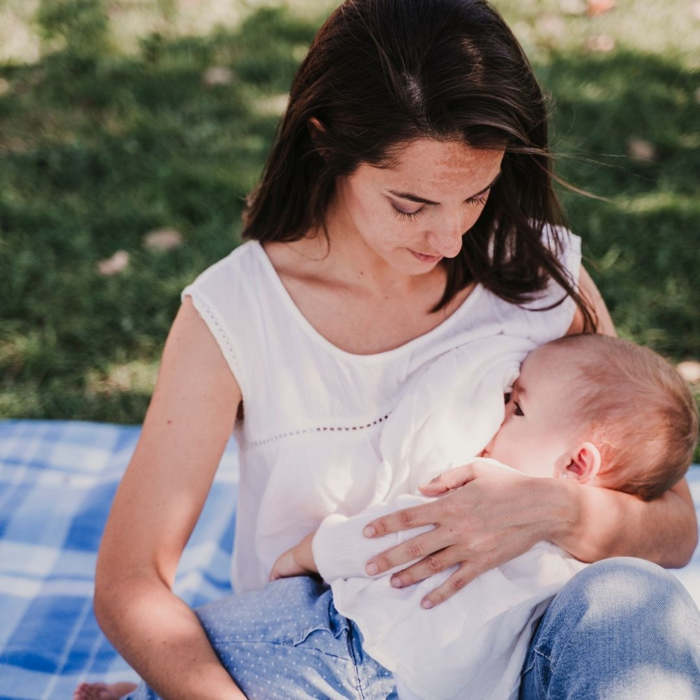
[482,334,698,500]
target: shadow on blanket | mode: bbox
[0,419,698,699]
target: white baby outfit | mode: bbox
[180,230,581,598]
[310,335,587,700]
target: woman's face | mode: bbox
[330,138,504,274]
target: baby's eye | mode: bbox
[513,402,524,417]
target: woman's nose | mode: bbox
[428,220,465,258]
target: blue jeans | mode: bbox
[519,557,700,699]
[126,576,396,699]
[125,558,700,699]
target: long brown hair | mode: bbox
[242,0,596,327]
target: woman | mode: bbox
[78,1,699,698]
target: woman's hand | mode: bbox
[269,533,318,581]
[363,462,574,608]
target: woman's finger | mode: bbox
[419,462,477,495]
[419,561,479,609]
[386,546,457,588]
[365,527,450,576]
[363,499,440,539]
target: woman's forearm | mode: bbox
[550,477,698,567]
[94,574,245,700]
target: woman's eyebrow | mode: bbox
[388,172,501,206]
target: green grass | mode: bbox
[1,1,698,452]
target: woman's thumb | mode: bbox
[419,463,476,494]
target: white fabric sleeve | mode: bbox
[312,494,433,582]
[179,251,252,400]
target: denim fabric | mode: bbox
[125,558,700,699]
[520,557,700,700]
[125,576,397,699]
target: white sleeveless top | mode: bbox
[181,230,581,593]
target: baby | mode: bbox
[266,333,698,700]
[119,333,697,700]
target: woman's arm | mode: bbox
[567,265,616,336]
[555,473,698,566]
[360,465,697,608]
[358,266,698,608]
[94,298,246,699]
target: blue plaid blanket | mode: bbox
[1,420,699,700]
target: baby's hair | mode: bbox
[548,334,698,500]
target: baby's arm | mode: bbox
[269,532,317,580]
[314,495,434,581]
[270,495,435,583]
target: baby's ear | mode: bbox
[561,442,602,484]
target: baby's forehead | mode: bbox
[522,343,579,377]
[519,345,587,402]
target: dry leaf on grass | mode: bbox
[538,15,567,40]
[202,66,233,86]
[560,0,587,15]
[97,250,129,276]
[587,0,616,16]
[254,93,290,116]
[143,228,183,252]
[627,138,657,162]
[585,34,616,52]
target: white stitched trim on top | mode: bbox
[184,289,245,396]
[249,414,391,447]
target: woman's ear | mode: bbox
[560,442,602,484]
[308,116,326,134]
[307,117,328,153]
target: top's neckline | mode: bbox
[250,240,484,363]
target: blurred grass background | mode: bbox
[0,0,698,456]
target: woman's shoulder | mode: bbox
[477,224,582,343]
[540,223,581,265]
[185,240,261,287]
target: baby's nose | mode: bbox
[481,434,495,457]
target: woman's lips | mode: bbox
[409,249,442,263]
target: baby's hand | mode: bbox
[269,532,317,581]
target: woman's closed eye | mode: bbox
[391,203,423,221]
[466,192,489,207]
[390,189,490,221]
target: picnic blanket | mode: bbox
[1,420,699,700]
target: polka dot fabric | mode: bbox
[123,577,397,699]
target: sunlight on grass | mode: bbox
[252,91,289,116]
[497,0,699,68]
[0,0,697,437]
[614,192,699,215]
[85,359,159,398]
[0,0,335,62]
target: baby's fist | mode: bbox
[269,549,304,581]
